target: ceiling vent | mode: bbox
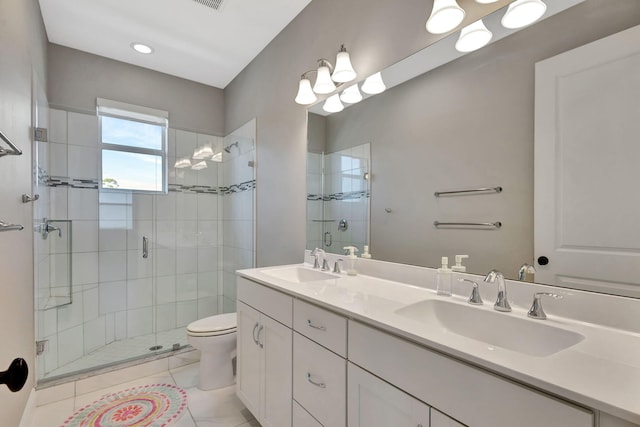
[192,0,226,11]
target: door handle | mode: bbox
[324,231,332,247]
[142,236,149,259]
[252,322,260,346]
[307,319,326,331]
[257,325,264,348]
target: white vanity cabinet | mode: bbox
[431,410,465,427]
[292,299,348,427]
[348,320,594,427]
[236,278,293,427]
[348,362,431,427]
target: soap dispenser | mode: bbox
[436,256,453,296]
[452,255,469,273]
[344,246,359,276]
[361,245,372,259]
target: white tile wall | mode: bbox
[38,110,237,380]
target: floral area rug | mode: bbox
[61,383,188,427]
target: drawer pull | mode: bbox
[307,372,326,388]
[252,322,260,346]
[307,319,327,331]
[257,325,264,348]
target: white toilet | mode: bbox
[187,312,237,391]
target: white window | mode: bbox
[97,98,168,193]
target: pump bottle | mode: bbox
[436,256,453,296]
[344,246,359,276]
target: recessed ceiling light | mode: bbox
[131,43,154,54]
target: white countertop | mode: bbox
[238,263,640,424]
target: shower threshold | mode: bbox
[38,327,189,387]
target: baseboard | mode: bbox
[18,387,36,427]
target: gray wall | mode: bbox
[225,0,640,269]
[48,44,225,136]
[224,0,514,267]
[0,0,48,424]
[324,1,640,278]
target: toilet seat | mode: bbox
[187,313,237,337]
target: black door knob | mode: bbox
[537,256,549,266]
[0,358,28,392]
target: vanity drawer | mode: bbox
[293,400,323,427]
[237,276,292,327]
[348,321,594,427]
[293,299,347,357]
[293,332,346,427]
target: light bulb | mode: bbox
[193,145,214,160]
[174,158,192,169]
[191,161,208,171]
[340,84,363,104]
[323,94,344,113]
[361,72,386,95]
[455,19,493,52]
[332,45,357,83]
[426,0,466,35]
[313,62,337,94]
[501,0,547,29]
[295,77,317,105]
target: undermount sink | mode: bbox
[260,266,339,283]
[395,299,584,357]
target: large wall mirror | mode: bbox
[306,0,640,298]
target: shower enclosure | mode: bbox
[33,106,256,384]
[306,142,371,255]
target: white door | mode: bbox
[347,363,430,427]
[236,301,261,418]
[260,314,293,427]
[534,24,640,297]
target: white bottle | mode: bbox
[344,246,359,276]
[361,245,372,259]
[451,254,468,273]
[436,256,453,296]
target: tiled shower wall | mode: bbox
[36,108,254,379]
[221,120,256,312]
[307,143,370,255]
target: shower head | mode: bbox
[224,141,239,153]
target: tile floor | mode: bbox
[30,363,258,427]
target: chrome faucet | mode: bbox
[311,248,330,271]
[39,218,62,240]
[311,248,324,269]
[483,270,511,312]
[458,278,483,305]
[527,292,563,320]
[333,259,343,274]
[518,263,536,282]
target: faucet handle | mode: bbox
[333,259,343,274]
[527,292,563,320]
[458,278,483,305]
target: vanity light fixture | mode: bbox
[455,19,493,52]
[332,45,357,83]
[323,94,345,113]
[295,45,357,105]
[340,84,363,104]
[426,0,466,35]
[211,152,222,162]
[501,0,547,29]
[131,42,154,54]
[174,157,192,169]
[361,72,386,95]
[191,160,208,170]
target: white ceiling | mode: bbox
[38,0,311,88]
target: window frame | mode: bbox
[97,99,169,194]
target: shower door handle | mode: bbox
[142,236,149,259]
[324,231,332,247]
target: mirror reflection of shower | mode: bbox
[224,141,239,153]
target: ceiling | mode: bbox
[38,0,312,89]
